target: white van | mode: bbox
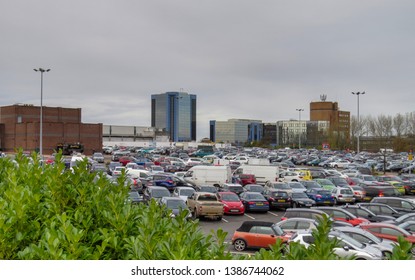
[184,165,232,188]
[234,165,280,185]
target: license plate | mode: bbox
[411,190,415,193]
[230,209,239,212]
[256,203,263,206]
[324,201,331,203]
[345,199,353,202]
[277,200,286,203]
[364,197,372,200]
[305,204,311,207]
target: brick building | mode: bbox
[310,100,350,149]
[0,104,102,155]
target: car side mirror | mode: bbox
[343,246,350,251]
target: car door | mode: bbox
[249,226,279,249]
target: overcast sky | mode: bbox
[1,0,414,140]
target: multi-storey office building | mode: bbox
[151,92,196,142]
[209,119,262,145]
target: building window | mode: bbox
[17,115,22,123]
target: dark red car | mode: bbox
[239,174,256,186]
[359,223,415,245]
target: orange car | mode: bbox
[231,221,292,251]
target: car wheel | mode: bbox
[234,239,247,251]
[292,202,298,208]
[217,216,223,221]
[334,198,338,205]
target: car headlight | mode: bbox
[223,203,228,207]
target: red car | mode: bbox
[239,174,256,186]
[359,223,415,244]
[217,191,245,215]
[231,221,291,251]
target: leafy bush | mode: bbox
[0,151,232,260]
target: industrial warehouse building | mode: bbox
[0,104,102,155]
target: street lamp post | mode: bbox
[351,91,365,154]
[33,68,50,159]
[296,108,304,149]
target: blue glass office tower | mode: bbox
[151,92,197,142]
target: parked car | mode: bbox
[108,161,122,175]
[314,178,337,191]
[326,177,350,188]
[243,184,265,194]
[238,174,257,186]
[217,191,245,215]
[331,187,356,205]
[333,226,396,257]
[288,181,307,193]
[280,208,328,221]
[289,230,382,259]
[91,152,105,163]
[312,206,369,226]
[370,197,415,213]
[357,203,405,218]
[263,189,292,210]
[231,221,291,251]
[194,185,218,194]
[264,181,293,194]
[220,183,245,195]
[143,186,171,203]
[290,191,316,208]
[350,185,367,202]
[359,223,415,250]
[278,171,304,182]
[159,197,192,219]
[384,213,415,225]
[341,204,395,223]
[357,182,400,200]
[239,192,270,212]
[172,186,196,202]
[305,188,335,206]
[300,180,323,191]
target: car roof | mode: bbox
[236,221,274,232]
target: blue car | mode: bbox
[239,192,270,212]
[305,188,335,206]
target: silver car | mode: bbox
[334,226,396,257]
[331,187,356,205]
[290,229,383,260]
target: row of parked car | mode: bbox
[231,198,415,259]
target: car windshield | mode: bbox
[248,185,263,192]
[152,189,170,197]
[221,193,240,201]
[166,199,186,209]
[179,189,195,197]
[289,183,305,189]
[272,225,285,236]
[334,232,365,249]
[292,192,308,199]
[201,187,216,193]
[317,190,331,195]
[340,189,353,195]
[331,178,348,184]
[247,193,265,200]
[318,179,334,185]
[304,181,321,188]
[272,183,290,189]
[272,192,288,198]
[363,176,376,181]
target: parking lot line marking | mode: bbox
[244,214,255,220]
[268,212,279,217]
[222,218,229,223]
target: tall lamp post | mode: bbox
[296,108,304,149]
[33,68,50,159]
[351,91,365,154]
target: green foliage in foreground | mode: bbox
[0,151,413,260]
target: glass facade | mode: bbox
[151,92,196,142]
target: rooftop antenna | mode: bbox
[320,94,327,102]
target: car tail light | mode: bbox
[379,191,384,197]
[287,197,292,202]
[316,194,322,198]
[269,197,275,201]
[167,180,174,184]
[264,201,269,205]
[248,201,255,205]
[281,217,287,221]
[338,195,343,198]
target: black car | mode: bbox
[263,189,292,210]
[290,192,316,208]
